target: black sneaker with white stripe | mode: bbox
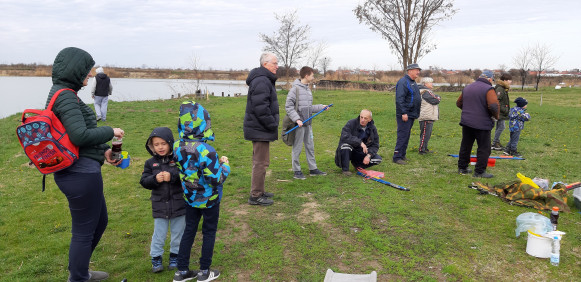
[172,270,197,282]
[197,269,220,282]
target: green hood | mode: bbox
[52,47,95,91]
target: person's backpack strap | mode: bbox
[47,88,77,111]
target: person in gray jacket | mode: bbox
[284,66,329,180]
[417,77,441,154]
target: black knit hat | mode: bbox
[514,97,528,107]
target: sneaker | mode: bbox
[503,149,511,156]
[293,171,306,180]
[151,256,163,273]
[309,169,327,176]
[342,170,352,176]
[197,269,220,282]
[96,117,101,122]
[168,253,178,270]
[88,270,109,281]
[458,168,473,175]
[491,142,504,151]
[473,172,494,178]
[248,195,274,206]
[512,151,523,158]
[393,159,407,165]
[173,270,197,282]
[262,192,274,198]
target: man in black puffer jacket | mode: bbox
[244,52,279,206]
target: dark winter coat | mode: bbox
[395,74,421,119]
[243,66,279,141]
[93,73,112,97]
[456,78,499,130]
[495,80,511,120]
[140,127,186,219]
[45,47,113,164]
[335,116,380,168]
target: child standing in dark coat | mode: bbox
[140,127,186,273]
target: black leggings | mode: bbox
[54,170,108,282]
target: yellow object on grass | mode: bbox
[517,172,540,189]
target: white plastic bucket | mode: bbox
[526,230,552,258]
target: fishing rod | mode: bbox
[356,170,410,191]
[447,154,525,160]
[282,104,333,136]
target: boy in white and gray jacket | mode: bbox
[284,66,329,180]
[418,77,441,154]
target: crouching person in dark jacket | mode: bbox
[140,127,186,273]
[335,109,382,176]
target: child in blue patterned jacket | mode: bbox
[504,97,531,158]
[172,101,230,282]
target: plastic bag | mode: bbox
[515,212,552,237]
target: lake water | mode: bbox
[0,77,254,119]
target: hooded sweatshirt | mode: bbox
[140,127,186,219]
[45,47,113,164]
[173,102,230,209]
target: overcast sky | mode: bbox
[1,0,579,71]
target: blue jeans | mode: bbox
[54,166,107,282]
[177,203,220,271]
[393,116,415,161]
[150,216,186,257]
[506,130,522,152]
[493,120,506,144]
[94,96,109,121]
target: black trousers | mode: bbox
[177,202,220,271]
[458,125,491,174]
[54,171,108,282]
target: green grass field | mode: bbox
[1,87,580,281]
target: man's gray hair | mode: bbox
[260,52,276,66]
[361,109,372,117]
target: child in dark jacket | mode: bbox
[504,97,531,158]
[172,102,230,282]
[140,127,186,273]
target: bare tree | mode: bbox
[305,40,328,70]
[260,10,310,78]
[531,43,558,91]
[319,57,332,77]
[512,46,532,90]
[354,0,456,70]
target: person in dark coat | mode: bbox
[456,70,499,178]
[335,109,382,176]
[140,127,186,273]
[393,63,422,165]
[243,52,279,206]
[91,66,112,122]
[491,73,512,150]
[46,47,124,282]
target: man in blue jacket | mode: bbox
[243,52,279,206]
[393,64,422,165]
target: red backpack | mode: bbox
[16,88,80,190]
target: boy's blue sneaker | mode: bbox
[197,269,220,282]
[172,270,197,282]
[168,253,178,270]
[151,256,163,273]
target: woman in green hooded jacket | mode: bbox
[46,47,124,282]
